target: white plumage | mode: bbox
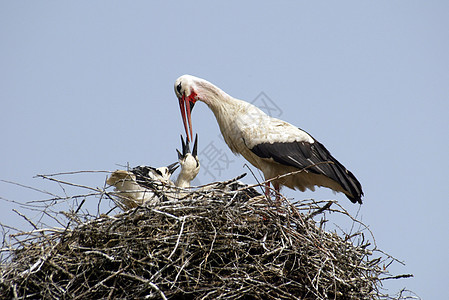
[106,164,178,208]
[107,135,200,209]
[175,135,200,188]
[175,75,363,204]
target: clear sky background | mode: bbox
[1,1,448,298]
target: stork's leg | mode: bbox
[264,182,271,197]
[273,182,281,204]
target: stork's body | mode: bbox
[175,75,363,204]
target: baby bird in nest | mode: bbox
[175,134,200,188]
[107,135,200,209]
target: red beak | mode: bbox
[178,93,195,142]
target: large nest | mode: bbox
[0,172,412,299]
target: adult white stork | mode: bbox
[174,75,363,204]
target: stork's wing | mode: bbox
[250,138,363,203]
[130,166,161,190]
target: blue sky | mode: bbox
[1,1,448,298]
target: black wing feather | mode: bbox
[251,139,363,204]
[130,166,169,201]
[130,166,162,189]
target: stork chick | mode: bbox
[107,163,178,208]
[107,135,200,209]
[175,134,200,188]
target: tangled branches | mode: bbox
[0,173,412,299]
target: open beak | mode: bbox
[178,93,196,142]
[177,135,189,160]
[177,134,197,160]
[166,162,179,175]
[192,134,198,157]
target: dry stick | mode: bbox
[235,162,337,210]
[348,202,363,238]
[375,248,406,267]
[107,274,118,300]
[84,250,115,262]
[242,164,265,195]
[330,200,377,248]
[35,174,103,193]
[97,178,110,217]
[1,179,60,198]
[72,266,129,300]
[205,219,218,264]
[380,274,414,280]
[187,173,250,195]
[305,201,333,220]
[25,192,101,204]
[10,227,66,238]
[64,199,86,229]
[214,173,248,188]
[35,170,111,177]
[19,243,58,277]
[171,256,191,289]
[244,160,337,192]
[167,216,186,260]
[42,209,66,227]
[12,209,39,231]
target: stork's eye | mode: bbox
[177,83,182,94]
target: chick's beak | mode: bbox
[192,134,198,157]
[166,162,179,175]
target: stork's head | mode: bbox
[175,75,201,142]
[155,162,180,182]
[176,134,200,182]
[131,163,179,184]
[176,75,228,141]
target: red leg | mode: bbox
[273,182,281,203]
[265,182,271,197]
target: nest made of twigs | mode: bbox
[0,173,411,299]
